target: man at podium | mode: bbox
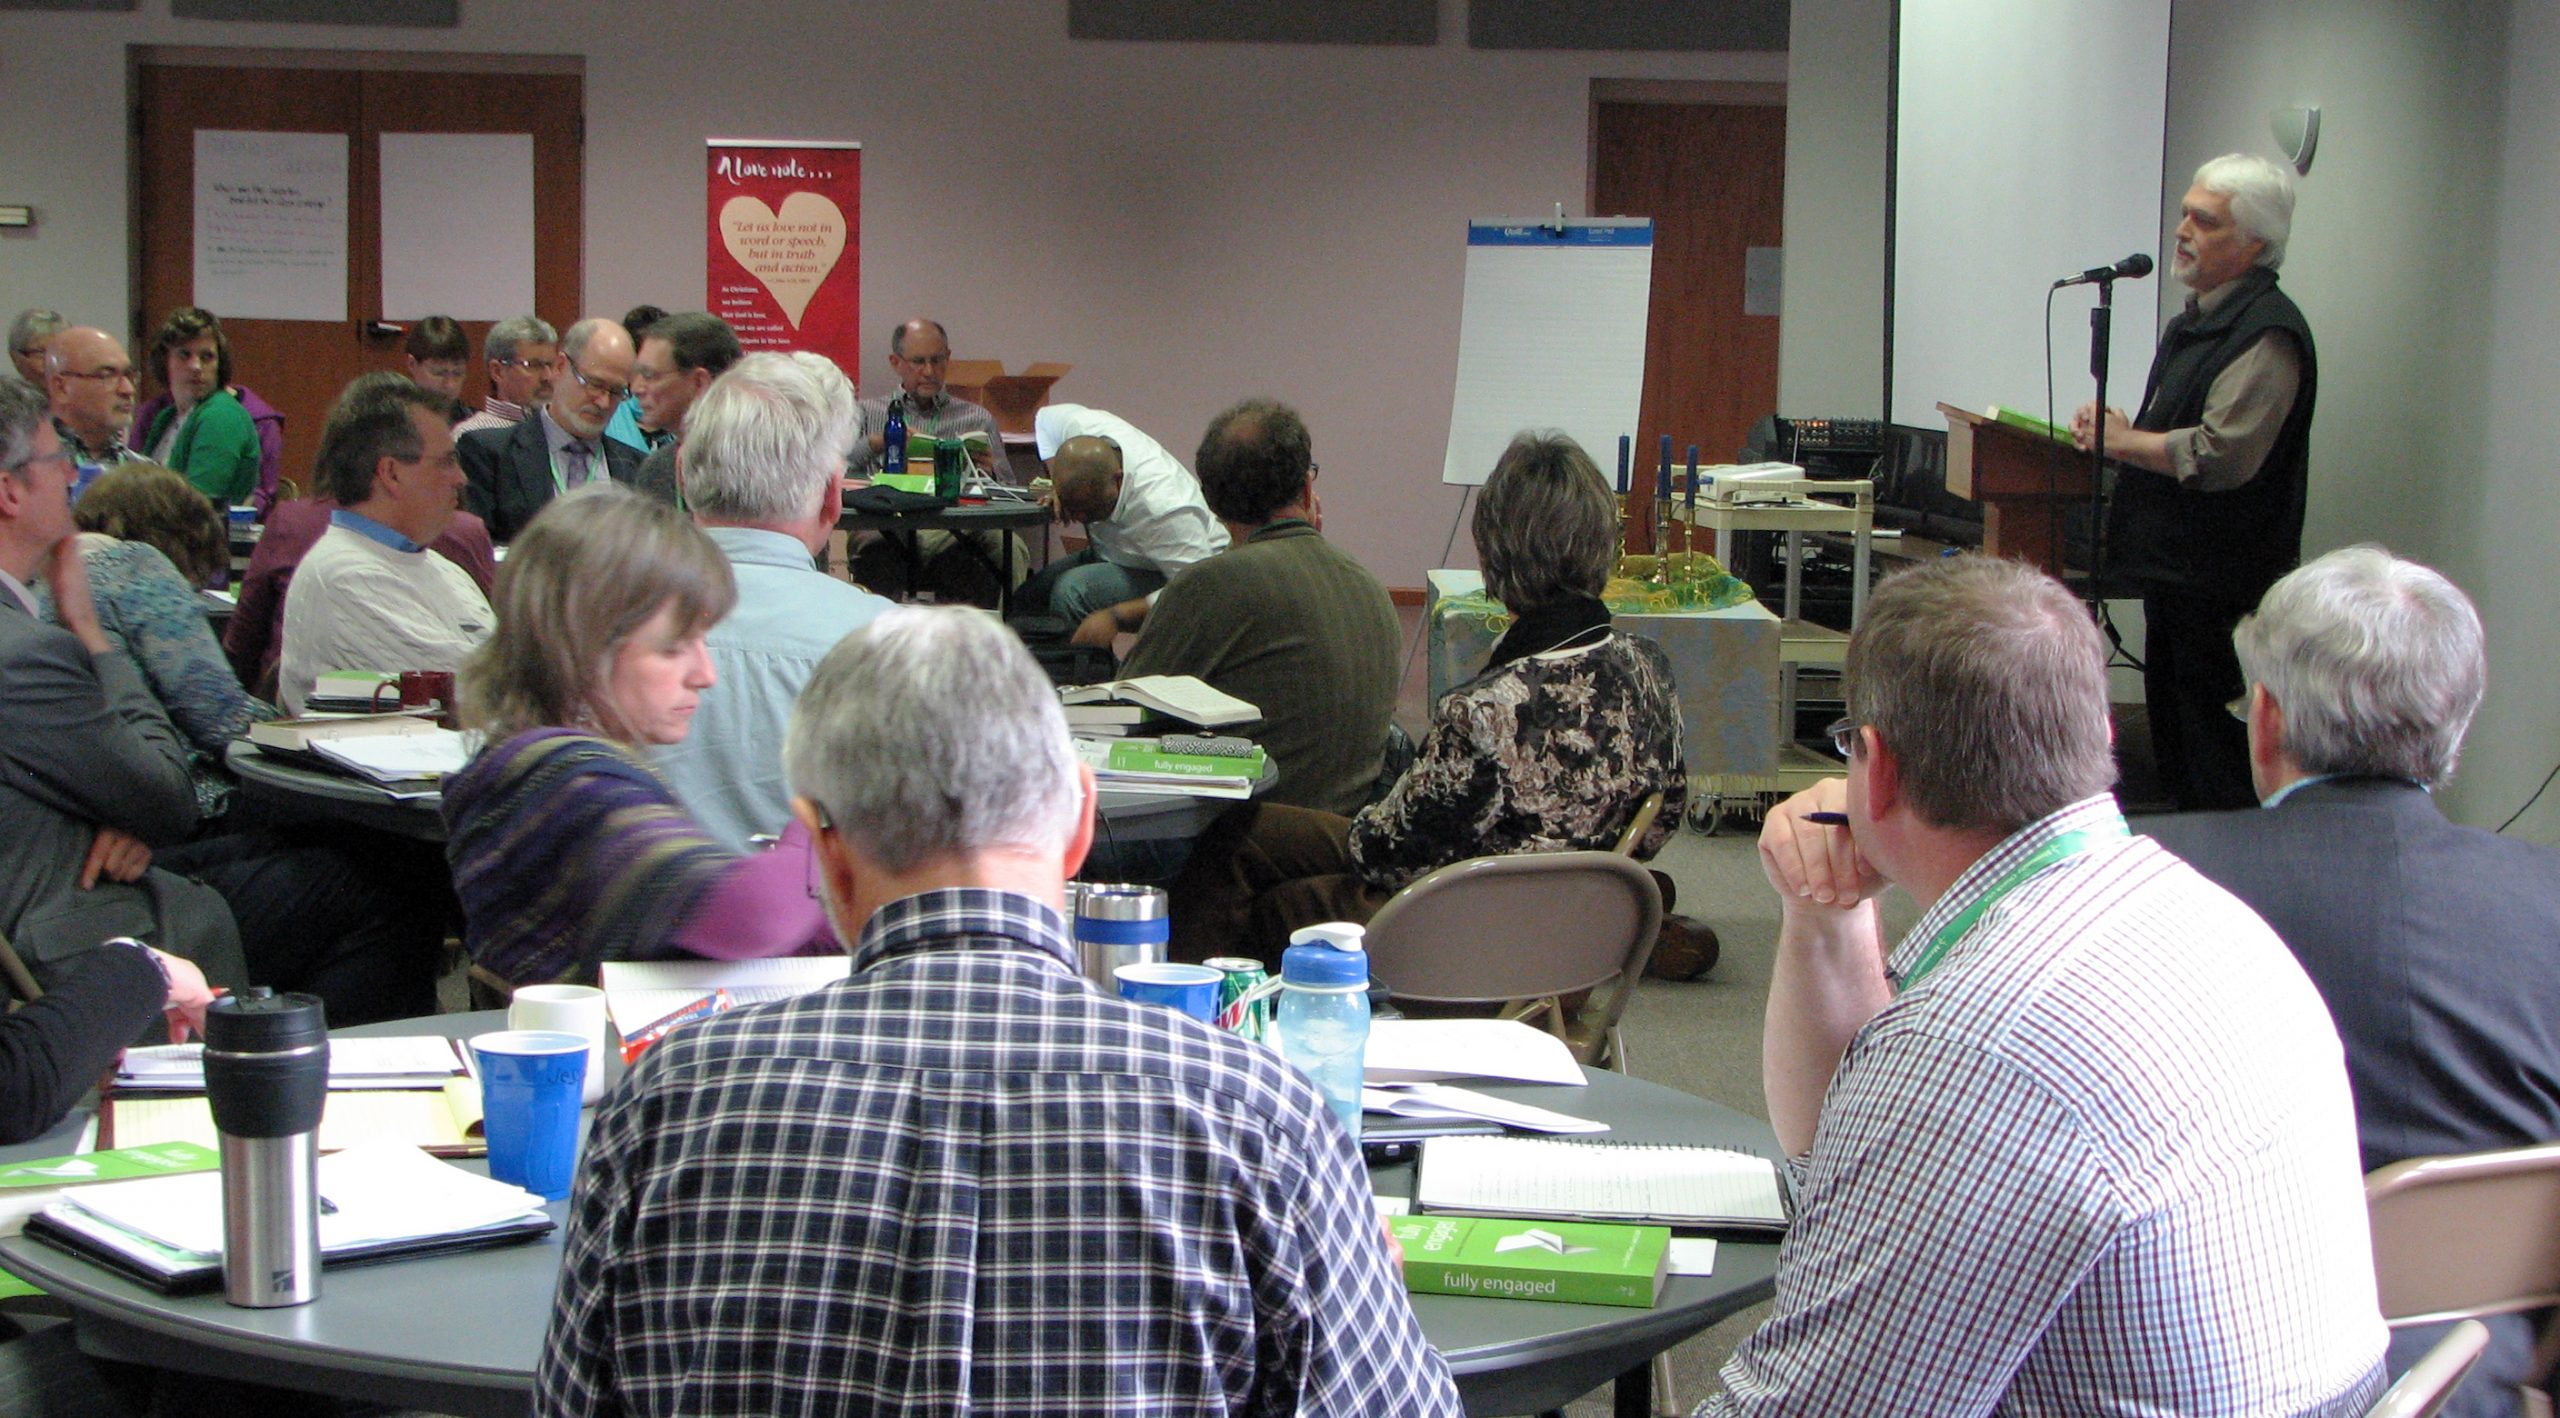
[2072,152,2315,811]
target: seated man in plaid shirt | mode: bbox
[536,606,1460,1417]
[1698,556,2387,1416]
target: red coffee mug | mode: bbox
[370,670,457,726]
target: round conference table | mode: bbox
[226,738,1271,849]
[0,1012,1780,1417]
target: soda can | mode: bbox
[1205,957,1271,1042]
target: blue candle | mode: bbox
[1616,435,1631,496]
[1685,446,1698,518]
[1658,435,1672,509]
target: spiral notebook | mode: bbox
[1415,1134,1789,1235]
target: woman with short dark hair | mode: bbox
[442,485,836,989]
[136,307,262,506]
[1169,430,1687,965]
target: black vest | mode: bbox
[2105,266,2317,601]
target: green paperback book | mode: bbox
[1985,405,2073,443]
[1390,1214,1671,1309]
[1103,741,1267,779]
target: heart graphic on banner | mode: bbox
[717,192,846,329]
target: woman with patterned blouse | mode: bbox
[36,462,279,821]
[1168,431,1686,966]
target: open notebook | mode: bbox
[1416,1134,1789,1235]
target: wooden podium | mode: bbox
[1937,403,2094,576]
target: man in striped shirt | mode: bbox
[537,607,1459,1417]
[1698,555,2385,1416]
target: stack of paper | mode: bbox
[116,1036,466,1091]
[1416,1134,1789,1234]
[0,1142,219,1238]
[1363,1019,1588,1086]
[27,1144,552,1292]
[311,726,472,785]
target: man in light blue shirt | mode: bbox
[652,352,891,852]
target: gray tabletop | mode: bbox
[0,1016,1777,1417]
[226,737,1259,849]
[225,740,449,843]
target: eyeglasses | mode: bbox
[5,449,74,476]
[60,366,135,385]
[561,361,628,404]
[1825,716,1861,760]
[493,357,550,371]
[12,347,48,360]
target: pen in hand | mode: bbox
[1805,811,1850,826]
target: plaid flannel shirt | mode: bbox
[537,886,1459,1417]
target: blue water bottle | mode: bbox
[881,397,908,477]
[1276,922,1370,1137]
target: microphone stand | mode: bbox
[2082,275,2117,613]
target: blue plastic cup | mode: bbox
[1115,962,1224,1023]
[470,1030,589,1201]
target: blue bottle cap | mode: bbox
[1282,922,1368,988]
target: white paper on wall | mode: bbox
[193,129,350,323]
[379,132,537,322]
[1441,220,1653,487]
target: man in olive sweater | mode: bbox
[1116,400,1400,817]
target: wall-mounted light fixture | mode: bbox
[2271,106,2321,176]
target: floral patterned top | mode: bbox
[1347,632,1686,891]
[35,535,279,818]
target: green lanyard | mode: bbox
[1895,818,2129,993]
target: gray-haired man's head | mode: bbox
[2234,545,2485,790]
[785,607,1086,881]
[679,352,839,530]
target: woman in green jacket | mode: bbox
[139,306,261,506]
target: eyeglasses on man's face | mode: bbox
[60,365,135,385]
[560,359,628,404]
[1826,716,1861,760]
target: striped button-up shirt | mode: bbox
[1701,796,2387,1416]
[538,886,1460,1417]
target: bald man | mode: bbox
[847,318,1024,605]
[1023,404,1227,648]
[457,317,643,542]
[44,328,136,492]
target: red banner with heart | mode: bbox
[705,139,861,371]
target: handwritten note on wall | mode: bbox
[193,129,349,323]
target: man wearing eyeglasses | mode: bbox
[453,315,559,441]
[8,309,66,388]
[42,327,136,492]
[458,316,640,542]
[1693,555,2384,1416]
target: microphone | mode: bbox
[2054,253,2155,288]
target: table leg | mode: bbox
[1614,1361,1652,1418]
[999,529,1016,617]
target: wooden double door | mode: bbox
[134,58,584,495]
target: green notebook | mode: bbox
[1391,1214,1671,1308]
[1986,405,2073,443]
[1104,741,1268,779]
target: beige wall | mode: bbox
[0,1,1779,588]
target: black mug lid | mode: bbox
[204,990,328,1053]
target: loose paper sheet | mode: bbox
[194,129,348,322]
[380,132,536,321]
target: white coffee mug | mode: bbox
[507,984,610,1104]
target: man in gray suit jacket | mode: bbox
[0,380,245,988]
[2144,546,2560,1418]
[0,382,442,1025]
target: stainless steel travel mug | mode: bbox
[203,989,330,1308]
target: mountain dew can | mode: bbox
[1206,957,1270,1042]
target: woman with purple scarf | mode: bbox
[442,484,836,991]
